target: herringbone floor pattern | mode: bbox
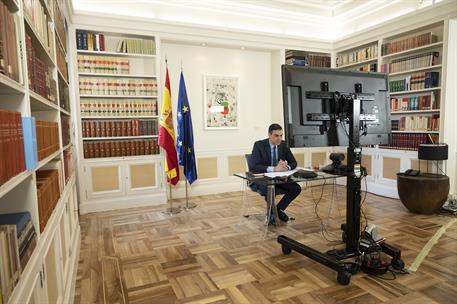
[74,184,457,304]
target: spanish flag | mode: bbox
[158,65,180,185]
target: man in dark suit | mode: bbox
[249,123,301,224]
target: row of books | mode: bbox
[389,71,439,92]
[36,169,61,232]
[76,30,156,55]
[0,212,37,304]
[381,32,438,56]
[380,133,438,150]
[336,44,378,67]
[285,50,331,68]
[76,31,106,52]
[116,38,155,55]
[81,119,158,138]
[77,55,130,74]
[56,37,68,81]
[380,51,439,73]
[23,0,53,55]
[390,94,438,112]
[349,63,377,72]
[36,120,59,161]
[63,149,74,183]
[53,0,66,53]
[59,80,70,112]
[60,114,70,147]
[79,99,158,117]
[392,114,440,132]
[83,139,159,159]
[0,110,25,187]
[0,2,20,82]
[79,77,158,96]
[26,33,57,103]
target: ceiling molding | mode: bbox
[69,0,457,46]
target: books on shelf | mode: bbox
[76,30,156,55]
[389,71,439,92]
[0,2,21,83]
[53,0,66,53]
[36,169,61,232]
[59,78,70,111]
[63,148,74,182]
[347,63,377,72]
[382,32,438,56]
[0,212,37,303]
[78,77,157,96]
[22,117,38,171]
[81,119,158,138]
[60,114,70,147]
[380,133,438,150]
[0,110,26,187]
[392,115,439,132]
[390,93,438,111]
[80,98,158,117]
[336,44,377,67]
[285,50,330,68]
[83,139,159,158]
[380,51,439,73]
[56,38,68,81]
[23,0,53,55]
[26,33,57,103]
[77,55,129,74]
[36,120,59,161]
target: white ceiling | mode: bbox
[70,0,452,41]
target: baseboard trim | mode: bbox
[80,192,167,214]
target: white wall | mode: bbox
[443,18,457,194]
[162,43,273,152]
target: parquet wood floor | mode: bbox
[74,184,457,304]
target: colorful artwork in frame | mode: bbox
[204,75,239,129]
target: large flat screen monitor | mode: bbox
[282,65,391,147]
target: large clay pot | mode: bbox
[397,173,449,214]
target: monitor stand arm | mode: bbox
[277,97,404,285]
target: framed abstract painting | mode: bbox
[203,75,240,129]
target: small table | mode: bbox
[234,171,344,225]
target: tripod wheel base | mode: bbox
[281,245,292,255]
[391,258,405,270]
[337,271,351,285]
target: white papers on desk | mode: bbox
[264,169,297,178]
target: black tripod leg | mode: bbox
[278,235,351,285]
[380,242,404,270]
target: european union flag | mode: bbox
[176,71,198,184]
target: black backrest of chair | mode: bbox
[245,154,252,171]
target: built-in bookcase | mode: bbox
[71,27,166,214]
[0,0,79,303]
[380,21,444,151]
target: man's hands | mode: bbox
[274,159,289,172]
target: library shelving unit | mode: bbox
[332,20,449,199]
[0,0,79,303]
[335,41,378,71]
[70,27,166,214]
[380,21,444,151]
[285,49,331,68]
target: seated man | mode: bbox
[250,123,301,224]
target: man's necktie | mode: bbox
[272,146,277,166]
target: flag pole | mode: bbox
[161,176,181,215]
[181,176,197,210]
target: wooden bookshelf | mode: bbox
[336,42,378,68]
[389,64,442,76]
[335,58,378,69]
[0,0,79,303]
[381,41,443,59]
[77,49,156,58]
[78,72,158,78]
[391,109,440,115]
[392,130,439,134]
[83,135,158,140]
[81,115,158,119]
